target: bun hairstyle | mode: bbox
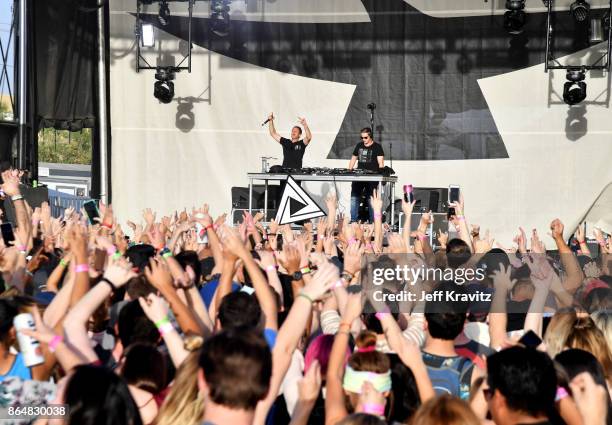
[349,331,390,374]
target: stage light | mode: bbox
[154,67,175,104]
[590,17,604,43]
[211,0,231,37]
[141,23,155,47]
[570,0,590,23]
[563,68,587,105]
[158,0,170,26]
[504,0,527,35]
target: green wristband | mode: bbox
[154,317,171,328]
[297,292,314,304]
[59,258,69,267]
[162,251,172,258]
[112,251,122,260]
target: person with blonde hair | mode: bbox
[565,316,612,387]
[544,308,578,358]
[153,351,204,425]
[410,394,481,425]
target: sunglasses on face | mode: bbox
[361,136,369,140]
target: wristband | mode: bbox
[48,335,64,353]
[555,386,569,402]
[155,244,165,251]
[300,267,311,274]
[154,317,171,328]
[297,292,314,304]
[362,402,385,416]
[112,251,122,260]
[365,243,373,250]
[100,222,113,230]
[333,279,344,289]
[598,241,606,246]
[339,321,352,329]
[578,240,587,245]
[341,271,354,281]
[205,224,214,232]
[348,237,358,245]
[59,258,69,267]
[75,264,89,273]
[106,245,117,255]
[265,265,277,273]
[101,277,117,291]
[16,245,27,252]
[162,251,173,259]
[157,322,175,336]
[373,212,382,220]
[416,233,427,242]
[456,216,466,221]
[375,311,390,320]
[11,194,23,201]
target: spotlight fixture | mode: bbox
[210,0,231,37]
[141,23,155,47]
[563,68,587,105]
[158,0,170,26]
[154,67,176,104]
[504,0,527,35]
[570,0,590,23]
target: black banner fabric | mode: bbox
[33,0,98,130]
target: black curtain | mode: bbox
[32,0,98,131]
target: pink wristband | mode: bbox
[373,212,382,220]
[106,245,117,255]
[48,334,64,353]
[348,237,357,245]
[333,279,344,289]
[157,322,175,336]
[75,264,90,273]
[417,234,427,242]
[265,265,277,273]
[555,386,569,402]
[362,402,385,416]
[375,311,390,320]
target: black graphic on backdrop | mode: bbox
[139,0,592,160]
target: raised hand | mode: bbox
[138,293,170,324]
[530,229,546,254]
[301,261,340,301]
[143,208,156,227]
[144,258,174,292]
[420,210,433,227]
[388,233,408,254]
[104,257,137,288]
[574,224,586,243]
[401,197,416,216]
[549,219,564,240]
[218,225,248,259]
[370,189,383,213]
[20,307,56,345]
[256,250,276,270]
[516,227,527,254]
[269,218,279,235]
[325,191,337,212]
[1,170,21,197]
[474,230,494,254]
[297,117,307,126]
[491,263,516,293]
[344,241,364,275]
[437,229,449,248]
[342,292,364,324]
[268,112,274,121]
[298,360,322,404]
[278,242,301,275]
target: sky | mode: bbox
[0,0,15,103]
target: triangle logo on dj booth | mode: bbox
[276,176,326,224]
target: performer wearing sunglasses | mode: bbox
[348,127,384,222]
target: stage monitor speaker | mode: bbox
[231,186,280,210]
[1,186,49,224]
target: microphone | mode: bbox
[261,118,271,126]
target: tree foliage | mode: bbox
[38,128,92,165]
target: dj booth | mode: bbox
[247,168,398,226]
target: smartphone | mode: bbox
[0,222,15,246]
[448,185,460,217]
[519,330,543,349]
[83,200,100,225]
[403,184,414,203]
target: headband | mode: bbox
[342,366,392,394]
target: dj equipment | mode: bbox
[267,166,381,176]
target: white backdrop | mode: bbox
[108,1,612,245]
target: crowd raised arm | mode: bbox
[0,168,609,425]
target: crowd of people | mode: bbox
[0,167,610,425]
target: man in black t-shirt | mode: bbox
[348,127,384,222]
[267,113,312,169]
